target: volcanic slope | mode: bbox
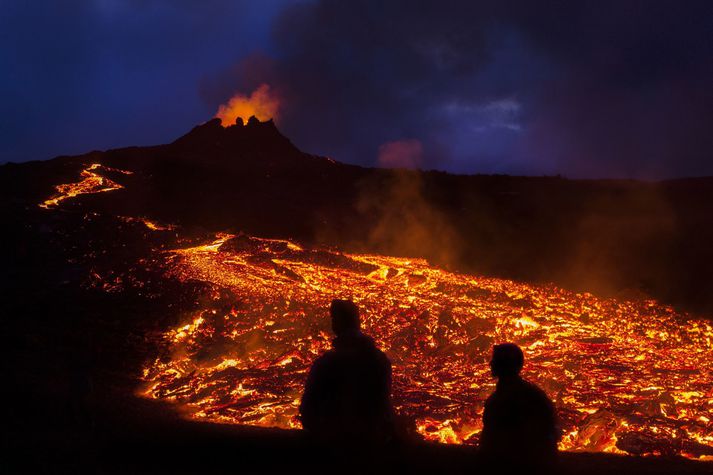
[3,116,713,315]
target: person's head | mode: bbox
[490,343,524,378]
[330,299,360,336]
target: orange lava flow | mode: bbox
[141,233,713,459]
[118,215,177,231]
[39,163,132,209]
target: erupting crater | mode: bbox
[140,233,713,459]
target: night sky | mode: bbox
[2,0,712,178]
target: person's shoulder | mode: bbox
[354,335,391,368]
[353,333,387,357]
[522,379,547,394]
[521,379,554,405]
[373,343,389,360]
[369,342,391,368]
[311,349,339,369]
[484,390,497,406]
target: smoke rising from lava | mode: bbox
[356,169,463,268]
[378,140,424,169]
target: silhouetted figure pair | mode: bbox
[300,301,558,472]
[299,299,394,446]
[480,343,559,473]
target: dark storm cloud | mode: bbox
[202,1,511,171]
[3,1,712,178]
[204,0,713,178]
[505,1,713,178]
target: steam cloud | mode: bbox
[378,140,424,169]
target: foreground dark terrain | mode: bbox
[3,118,712,473]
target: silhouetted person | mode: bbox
[480,343,559,473]
[299,299,394,446]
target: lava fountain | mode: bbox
[215,84,280,127]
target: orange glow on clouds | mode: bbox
[378,139,424,169]
[215,84,280,126]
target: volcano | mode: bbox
[3,117,712,473]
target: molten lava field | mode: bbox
[42,164,713,460]
[133,232,713,459]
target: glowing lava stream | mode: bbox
[39,163,132,209]
[141,233,713,460]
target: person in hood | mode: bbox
[299,299,394,445]
[479,343,560,473]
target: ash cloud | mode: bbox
[204,0,713,179]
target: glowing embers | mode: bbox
[141,234,713,459]
[118,216,177,232]
[39,163,132,209]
